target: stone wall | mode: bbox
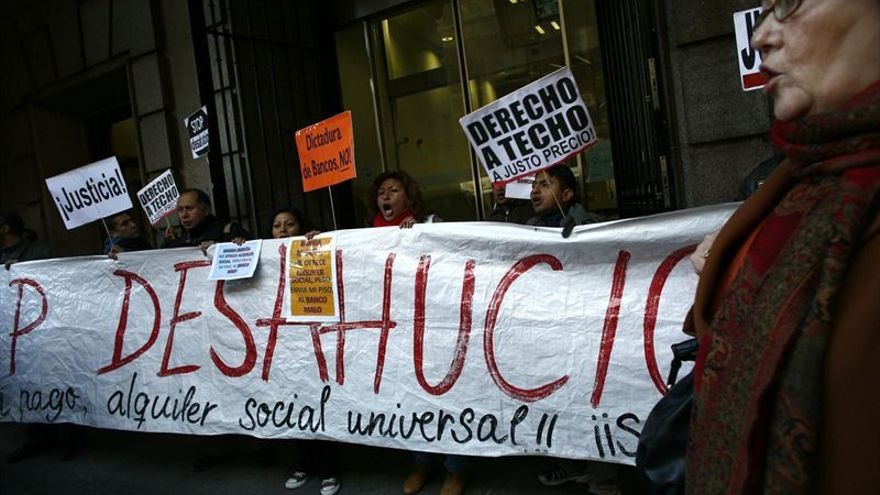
[0,0,203,255]
[663,0,776,207]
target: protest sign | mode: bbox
[734,8,767,91]
[294,111,356,192]
[286,236,339,321]
[136,170,179,226]
[185,106,210,159]
[0,203,736,464]
[460,67,597,184]
[505,175,535,200]
[208,240,263,280]
[45,157,133,230]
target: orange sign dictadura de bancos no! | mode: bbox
[294,111,356,192]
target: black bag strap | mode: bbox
[665,338,698,388]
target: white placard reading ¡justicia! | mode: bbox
[44,156,133,230]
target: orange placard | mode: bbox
[294,111,356,192]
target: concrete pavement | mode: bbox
[0,423,645,495]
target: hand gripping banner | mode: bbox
[0,204,735,465]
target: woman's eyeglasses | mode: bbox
[756,0,803,27]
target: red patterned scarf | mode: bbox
[687,81,880,495]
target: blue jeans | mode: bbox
[413,451,467,473]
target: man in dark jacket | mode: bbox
[526,165,601,227]
[1,211,68,463]
[486,183,533,224]
[103,210,151,256]
[1,211,52,267]
[162,188,249,249]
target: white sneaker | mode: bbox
[320,477,341,495]
[537,462,591,486]
[284,471,309,489]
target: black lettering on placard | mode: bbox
[482,147,502,170]
[741,10,760,70]
[188,113,206,135]
[53,169,128,221]
[305,127,343,150]
[311,158,339,175]
[339,147,352,166]
[466,122,490,146]
[106,372,217,429]
[590,412,641,459]
[509,404,529,445]
[346,403,554,449]
[535,411,556,448]
[18,386,81,422]
[238,385,330,432]
[615,413,640,457]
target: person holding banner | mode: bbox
[526,165,600,228]
[102,210,150,257]
[162,188,250,250]
[0,211,72,463]
[527,165,619,494]
[262,209,341,495]
[486,183,533,224]
[270,207,314,239]
[0,211,52,268]
[161,188,254,471]
[683,1,880,494]
[363,171,463,494]
[370,171,439,228]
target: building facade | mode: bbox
[0,0,772,256]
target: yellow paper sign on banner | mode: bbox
[288,237,336,318]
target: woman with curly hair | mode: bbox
[368,170,437,228]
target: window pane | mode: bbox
[459,0,567,217]
[562,0,618,214]
[335,23,384,224]
[371,0,477,221]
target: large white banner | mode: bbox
[0,204,735,465]
[44,157,133,229]
[459,67,597,183]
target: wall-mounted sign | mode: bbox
[734,8,767,92]
[185,106,210,159]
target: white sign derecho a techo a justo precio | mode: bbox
[733,7,767,92]
[185,106,210,159]
[136,169,180,226]
[45,157,133,230]
[459,67,597,184]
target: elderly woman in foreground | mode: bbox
[685,0,880,494]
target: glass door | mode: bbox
[369,0,477,221]
[334,0,655,221]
